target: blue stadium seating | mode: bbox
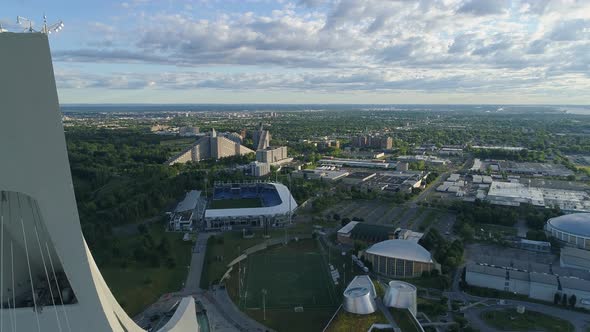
[212,184,282,207]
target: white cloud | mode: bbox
[50,0,590,102]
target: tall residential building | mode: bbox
[256,146,288,163]
[253,122,271,150]
[166,128,254,165]
[250,161,271,177]
[352,135,393,149]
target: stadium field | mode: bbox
[209,198,262,209]
[242,239,338,310]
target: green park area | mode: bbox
[325,310,388,332]
[200,222,315,289]
[99,223,193,316]
[209,198,262,209]
[241,240,340,331]
[200,225,350,332]
[481,309,574,332]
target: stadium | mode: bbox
[203,181,298,230]
[546,213,590,250]
[363,239,438,278]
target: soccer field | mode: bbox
[209,198,262,209]
[242,240,338,310]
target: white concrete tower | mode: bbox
[0,33,198,332]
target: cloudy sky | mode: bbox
[3,0,590,104]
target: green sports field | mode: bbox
[209,198,262,209]
[241,240,338,310]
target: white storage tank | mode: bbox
[383,280,418,316]
[343,287,377,314]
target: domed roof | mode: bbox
[365,239,432,263]
[548,213,590,237]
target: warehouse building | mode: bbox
[465,263,590,309]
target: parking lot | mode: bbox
[327,200,456,234]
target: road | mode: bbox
[135,230,276,332]
[183,232,214,292]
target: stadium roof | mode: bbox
[204,182,297,219]
[547,213,590,237]
[365,239,432,263]
[174,190,201,213]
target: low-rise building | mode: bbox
[465,263,590,309]
[169,190,204,231]
[250,161,271,177]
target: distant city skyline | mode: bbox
[2,0,590,104]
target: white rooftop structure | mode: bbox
[487,181,545,206]
[365,240,433,264]
[174,190,201,213]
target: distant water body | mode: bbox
[60,104,590,114]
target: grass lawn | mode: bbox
[243,239,338,309]
[325,309,388,332]
[231,239,340,332]
[390,308,422,332]
[209,198,262,209]
[481,309,574,332]
[200,223,314,289]
[99,223,192,316]
[478,223,518,237]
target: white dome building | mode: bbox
[546,214,590,249]
[364,240,436,278]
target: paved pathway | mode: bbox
[184,232,214,292]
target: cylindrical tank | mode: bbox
[383,281,417,316]
[343,287,377,315]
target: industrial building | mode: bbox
[486,181,590,212]
[561,247,590,270]
[166,128,254,165]
[168,190,205,231]
[363,240,437,278]
[466,263,590,309]
[319,158,393,168]
[360,171,427,193]
[342,172,377,185]
[203,182,297,230]
[518,239,551,253]
[291,168,349,181]
[397,155,449,166]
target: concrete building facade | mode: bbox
[166,128,254,165]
